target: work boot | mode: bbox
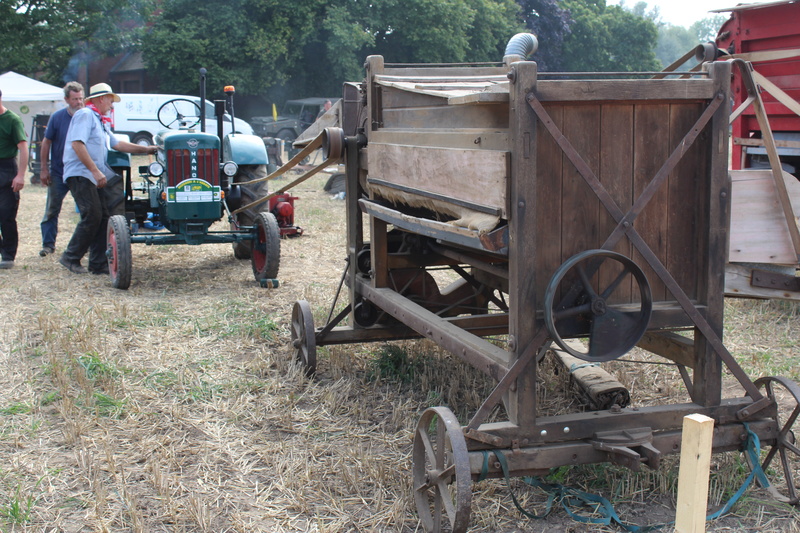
[0,260,14,269]
[59,255,88,274]
[39,246,55,257]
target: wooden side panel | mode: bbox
[368,143,508,216]
[534,104,564,301]
[599,104,635,303]
[633,105,671,302]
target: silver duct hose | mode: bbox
[503,33,539,66]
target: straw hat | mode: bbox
[87,83,121,102]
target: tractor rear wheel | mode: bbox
[251,212,281,282]
[232,164,270,259]
[107,215,132,290]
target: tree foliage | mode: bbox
[560,0,660,72]
[0,0,154,84]
[517,0,573,71]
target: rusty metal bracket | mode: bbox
[590,428,662,471]
[751,269,800,292]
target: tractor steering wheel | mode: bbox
[157,98,202,130]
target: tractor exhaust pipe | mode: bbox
[199,67,207,133]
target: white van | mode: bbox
[112,93,255,146]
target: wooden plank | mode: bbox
[668,103,707,300]
[560,104,601,302]
[535,79,715,102]
[507,60,540,427]
[729,169,800,264]
[381,104,509,130]
[633,104,671,302]
[368,143,508,216]
[724,263,800,301]
[638,331,695,368]
[535,104,564,301]
[369,130,510,151]
[599,104,634,303]
[675,414,715,533]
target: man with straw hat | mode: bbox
[59,83,157,275]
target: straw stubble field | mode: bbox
[0,158,798,532]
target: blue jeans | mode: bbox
[63,176,109,271]
[40,175,71,249]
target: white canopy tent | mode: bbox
[0,71,66,138]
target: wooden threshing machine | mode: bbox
[289,34,800,531]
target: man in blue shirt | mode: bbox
[38,81,84,257]
[59,83,157,275]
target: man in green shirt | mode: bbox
[0,88,28,269]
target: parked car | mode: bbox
[250,97,338,141]
[112,93,255,146]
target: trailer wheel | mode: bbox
[107,215,132,290]
[251,212,281,281]
[290,300,316,377]
[750,376,800,505]
[544,249,652,362]
[232,164,270,259]
[413,406,472,533]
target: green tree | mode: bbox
[516,0,573,71]
[1,0,154,84]
[142,0,325,97]
[143,0,523,100]
[560,0,660,72]
[655,24,697,70]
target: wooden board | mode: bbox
[368,143,508,217]
[729,169,800,264]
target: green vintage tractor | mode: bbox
[105,70,280,290]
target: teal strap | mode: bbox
[494,450,555,519]
[707,422,768,520]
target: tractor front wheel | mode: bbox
[251,212,281,282]
[232,164,270,259]
[107,215,132,290]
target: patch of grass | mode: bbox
[40,391,61,406]
[77,353,120,380]
[0,476,45,526]
[0,402,32,416]
[366,344,424,384]
[144,371,179,390]
[192,300,278,340]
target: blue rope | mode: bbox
[492,423,768,531]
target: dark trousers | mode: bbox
[0,159,20,262]
[40,175,71,249]
[63,176,109,271]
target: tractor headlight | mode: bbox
[222,161,238,177]
[148,161,165,177]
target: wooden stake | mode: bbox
[675,414,715,533]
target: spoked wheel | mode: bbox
[544,249,652,362]
[106,215,132,290]
[157,98,202,130]
[251,212,281,281]
[751,376,800,504]
[290,300,316,377]
[413,406,472,533]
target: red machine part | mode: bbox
[715,0,800,171]
[268,193,303,237]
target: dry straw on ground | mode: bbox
[0,158,798,532]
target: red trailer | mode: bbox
[714,0,800,174]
